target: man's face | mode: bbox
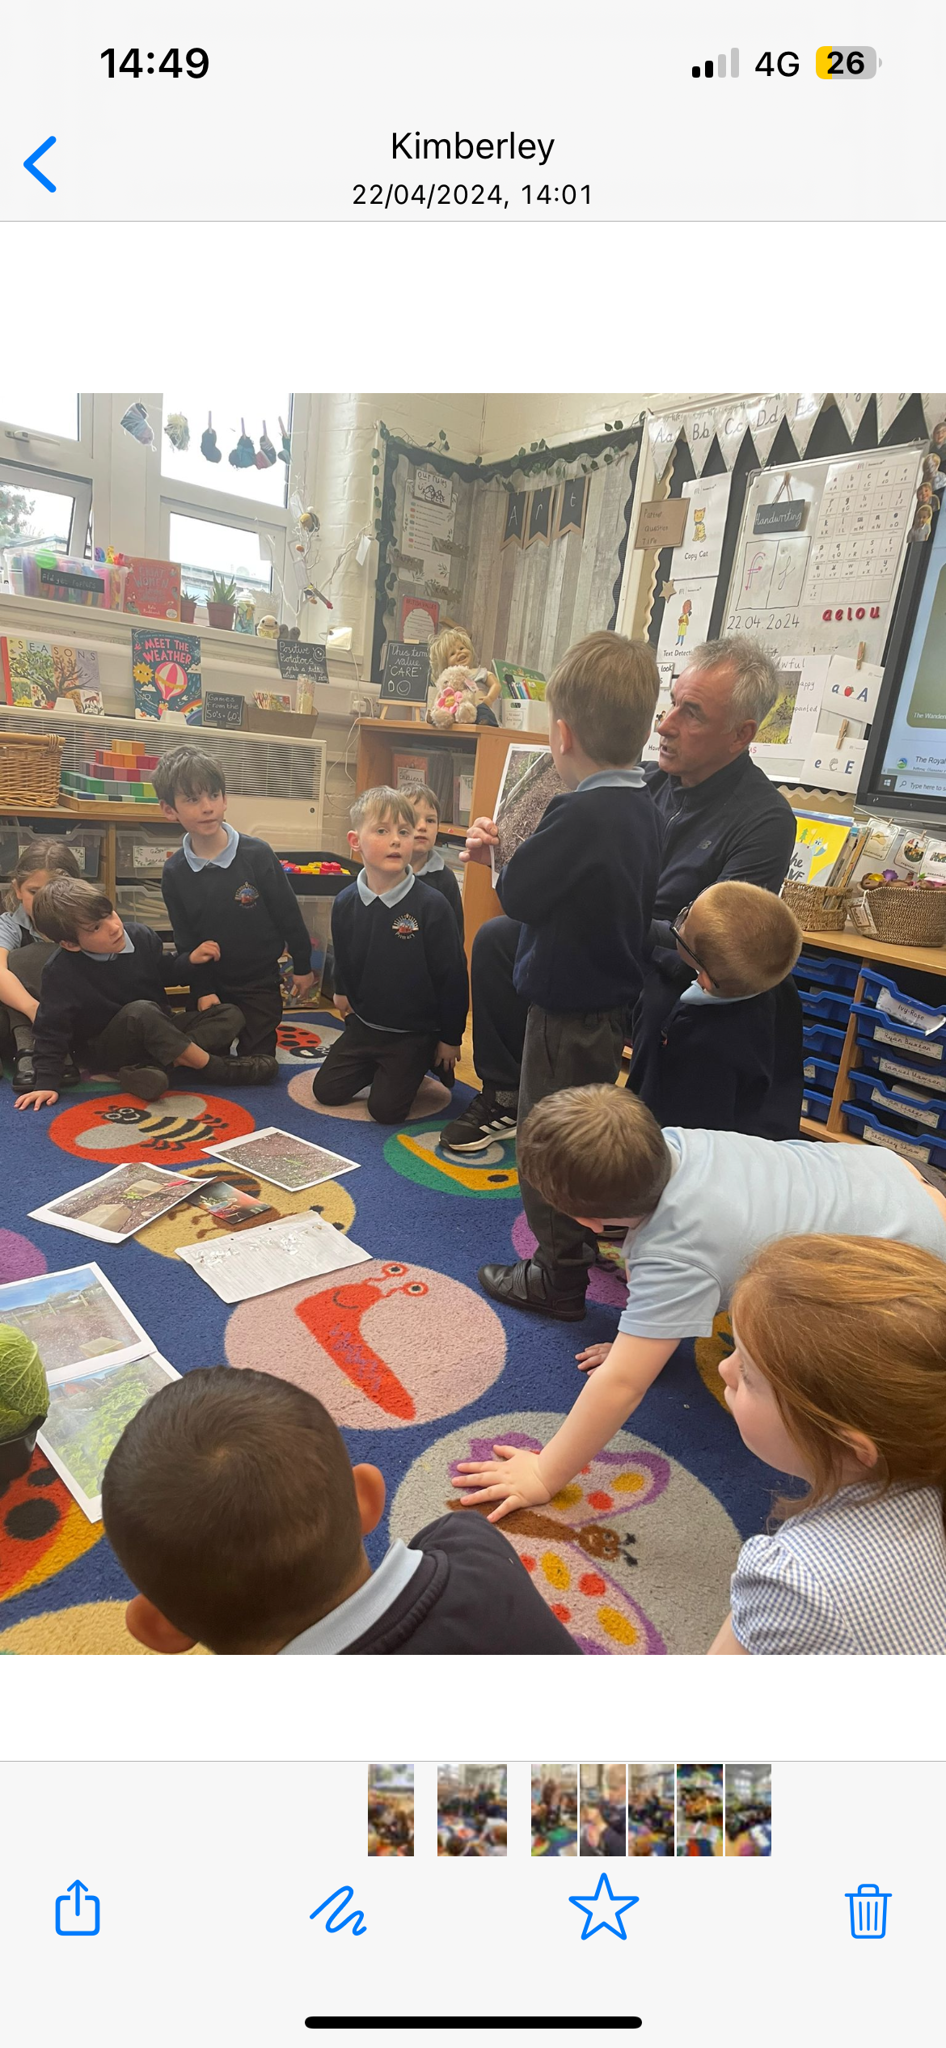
[656,661,753,785]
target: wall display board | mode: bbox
[723,444,925,667]
[859,506,946,820]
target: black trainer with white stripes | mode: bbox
[439,1088,518,1153]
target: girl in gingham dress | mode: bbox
[711,1234,946,1655]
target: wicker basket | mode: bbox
[0,732,65,807]
[864,885,946,948]
[782,880,853,933]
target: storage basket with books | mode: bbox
[783,813,872,933]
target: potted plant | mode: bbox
[180,589,199,624]
[0,1326,49,1483]
[207,574,237,630]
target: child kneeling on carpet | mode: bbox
[0,838,82,1093]
[627,881,804,1140]
[101,1366,581,1655]
[711,1235,946,1655]
[16,877,277,1109]
[312,786,468,1125]
[453,1084,946,1522]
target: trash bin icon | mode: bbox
[846,1883,891,1939]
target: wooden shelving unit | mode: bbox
[355,716,519,961]
[0,800,168,899]
[798,928,946,1146]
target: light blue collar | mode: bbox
[577,767,645,791]
[278,1540,424,1655]
[182,821,240,872]
[678,982,757,1007]
[356,867,415,909]
[416,849,445,874]
[81,930,135,962]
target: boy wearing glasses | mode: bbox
[628,881,804,1139]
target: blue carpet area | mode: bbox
[0,1019,777,1654]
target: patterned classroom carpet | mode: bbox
[0,1014,776,1656]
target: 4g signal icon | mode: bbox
[691,48,739,77]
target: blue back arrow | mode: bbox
[24,137,57,192]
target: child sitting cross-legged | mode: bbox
[0,838,83,1093]
[409,785,464,935]
[711,1234,946,1655]
[312,786,468,1124]
[101,1366,581,1655]
[452,1083,946,1521]
[16,876,277,1109]
[628,880,804,1139]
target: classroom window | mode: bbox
[0,394,81,442]
[0,460,94,557]
[166,510,275,600]
[160,393,292,508]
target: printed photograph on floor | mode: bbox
[367,1764,414,1856]
[437,1766,507,1856]
[531,1765,578,1855]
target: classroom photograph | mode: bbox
[676,1766,724,1857]
[437,1766,507,1855]
[724,1765,772,1857]
[1,390,946,1659]
[579,1765,627,1855]
[628,1765,676,1856]
[367,1764,414,1856]
[531,1765,579,1855]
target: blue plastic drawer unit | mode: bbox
[841,1102,946,1169]
[857,1043,946,1097]
[853,1006,946,1070]
[802,1053,840,1092]
[794,950,860,994]
[848,1070,946,1135]
[803,1022,847,1063]
[800,1087,832,1124]
[798,987,852,1028]
[859,970,946,1045]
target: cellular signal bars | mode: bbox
[691,49,739,77]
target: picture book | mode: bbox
[253,691,293,713]
[0,1262,153,1377]
[38,1351,180,1521]
[786,812,854,886]
[30,1163,197,1244]
[492,659,547,701]
[121,556,182,621]
[201,1127,359,1192]
[490,742,567,882]
[1,636,102,711]
[175,1211,371,1304]
[132,628,202,723]
[180,1176,280,1233]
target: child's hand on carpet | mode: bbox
[453,1444,552,1522]
[335,995,353,1018]
[15,1088,59,1111]
[190,940,221,964]
[576,1341,612,1373]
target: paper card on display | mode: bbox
[643,658,674,764]
[656,579,715,662]
[675,473,732,581]
[175,1211,372,1303]
[822,655,884,725]
[749,655,829,765]
[799,732,868,792]
[201,1127,360,1192]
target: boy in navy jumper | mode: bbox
[156,746,315,1058]
[628,881,804,1139]
[313,787,468,1125]
[463,632,663,1320]
[16,877,276,1108]
[409,785,464,935]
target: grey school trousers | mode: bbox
[518,1002,627,1291]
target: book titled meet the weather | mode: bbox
[132,628,202,724]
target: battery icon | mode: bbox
[816,45,878,77]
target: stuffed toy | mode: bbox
[429,664,480,725]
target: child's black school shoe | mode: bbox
[11,1052,36,1092]
[202,1053,279,1086]
[478,1257,587,1322]
[60,1058,82,1090]
[440,1088,517,1153]
[117,1064,169,1102]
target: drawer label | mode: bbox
[872,1025,943,1060]
[876,987,946,1037]
[870,1087,939,1129]
[862,1125,931,1163]
[876,1056,946,1094]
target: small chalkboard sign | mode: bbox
[753,501,807,535]
[277,639,329,685]
[203,691,246,730]
[380,640,432,703]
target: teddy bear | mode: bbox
[429,663,480,725]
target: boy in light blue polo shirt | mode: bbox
[452,1084,946,1522]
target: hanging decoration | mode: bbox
[786,393,824,456]
[256,422,277,469]
[647,412,683,483]
[163,411,190,453]
[119,401,154,448]
[278,417,291,465]
[201,413,222,463]
[875,393,911,440]
[229,419,256,469]
[834,392,872,441]
[745,393,786,466]
[713,399,748,470]
[683,404,720,476]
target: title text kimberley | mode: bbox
[392,132,555,165]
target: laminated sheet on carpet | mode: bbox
[0,1016,774,1654]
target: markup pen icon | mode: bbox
[55,1879,100,1936]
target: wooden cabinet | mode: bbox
[798,927,946,1146]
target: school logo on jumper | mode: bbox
[234,882,259,907]
[391,912,419,940]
